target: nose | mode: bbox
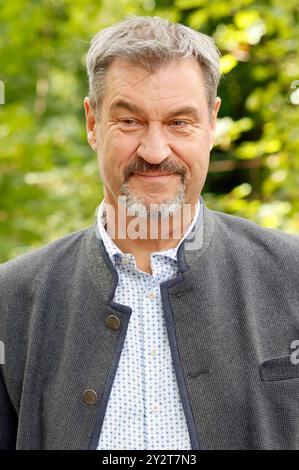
[137,123,172,164]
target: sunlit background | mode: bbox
[0,0,299,262]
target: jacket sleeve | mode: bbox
[0,368,18,449]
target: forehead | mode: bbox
[102,57,208,114]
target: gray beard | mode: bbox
[119,179,186,220]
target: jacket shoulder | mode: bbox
[0,226,93,293]
[210,209,299,258]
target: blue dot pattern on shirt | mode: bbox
[96,200,201,450]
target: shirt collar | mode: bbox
[96,197,202,263]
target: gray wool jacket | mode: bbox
[0,202,299,450]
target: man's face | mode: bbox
[84,57,221,217]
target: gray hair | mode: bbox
[86,15,221,119]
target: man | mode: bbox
[0,15,299,450]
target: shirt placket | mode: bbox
[142,275,162,449]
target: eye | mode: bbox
[119,119,141,128]
[170,120,188,128]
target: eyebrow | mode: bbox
[109,99,201,120]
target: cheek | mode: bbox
[174,138,210,173]
[107,129,138,155]
[101,132,137,176]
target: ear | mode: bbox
[209,96,221,150]
[84,97,97,152]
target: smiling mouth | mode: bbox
[132,172,177,181]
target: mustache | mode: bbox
[124,160,187,181]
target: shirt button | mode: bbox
[147,291,156,299]
[83,389,97,405]
[152,403,159,413]
[151,346,158,356]
[122,255,130,264]
[105,314,121,330]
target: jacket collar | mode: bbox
[84,197,216,286]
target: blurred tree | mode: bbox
[177,0,299,234]
[0,0,298,262]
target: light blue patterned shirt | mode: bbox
[96,198,201,450]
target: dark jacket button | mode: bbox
[105,314,121,330]
[83,389,97,405]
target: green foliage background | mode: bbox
[0,0,298,262]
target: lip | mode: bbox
[133,172,177,181]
